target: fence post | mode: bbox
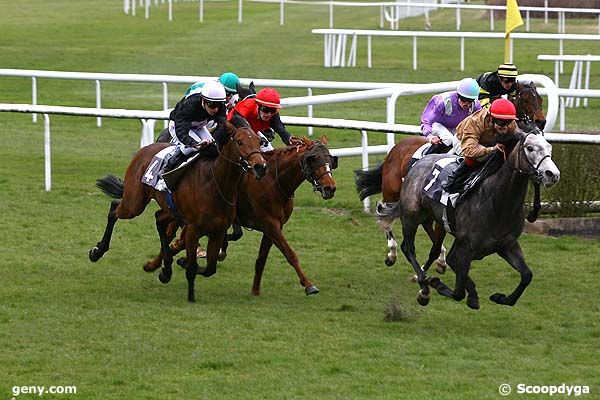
[43,114,51,192]
[32,77,37,123]
[96,80,102,127]
[361,129,370,212]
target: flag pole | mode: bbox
[504,0,523,64]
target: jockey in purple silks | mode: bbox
[420,77,482,154]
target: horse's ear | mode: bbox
[319,135,328,145]
[330,156,338,170]
[249,81,256,94]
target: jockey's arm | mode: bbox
[460,135,493,159]
[269,114,292,145]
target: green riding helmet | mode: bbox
[218,72,240,94]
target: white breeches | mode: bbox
[168,120,214,155]
[431,123,455,146]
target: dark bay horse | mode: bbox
[144,137,338,296]
[355,82,546,268]
[378,131,560,309]
[88,122,268,302]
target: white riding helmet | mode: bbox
[200,80,227,102]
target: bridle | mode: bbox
[298,142,335,194]
[504,131,550,184]
[513,84,543,126]
[216,126,263,172]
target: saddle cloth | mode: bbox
[142,147,199,191]
[423,157,460,208]
[407,142,432,172]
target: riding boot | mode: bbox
[423,142,451,156]
[444,160,472,194]
[161,147,185,176]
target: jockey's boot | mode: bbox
[444,160,471,194]
[161,147,185,176]
[423,142,451,156]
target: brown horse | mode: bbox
[88,121,267,302]
[145,137,338,296]
[354,81,545,268]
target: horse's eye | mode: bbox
[236,139,243,145]
[526,145,534,152]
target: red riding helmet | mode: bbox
[256,88,282,109]
[490,98,518,120]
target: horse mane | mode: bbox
[263,137,316,159]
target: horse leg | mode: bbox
[263,224,319,296]
[250,234,274,296]
[183,225,201,303]
[156,210,176,284]
[445,242,472,303]
[197,231,225,278]
[377,204,399,267]
[490,241,533,306]
[424,222,447,274]
[89,200,120,262]
[399,221,431,306]
[144,220,182,272]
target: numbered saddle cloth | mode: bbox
[423,157,460,207]
[142,147,198,192]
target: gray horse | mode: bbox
[378,131,560,309]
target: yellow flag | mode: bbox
[505,0,523,35]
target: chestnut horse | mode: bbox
[145,137,338,296]
[355,82,545,268]
[88,121,267,302]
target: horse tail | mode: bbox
[96,175,124,199]
[354,163,383,201]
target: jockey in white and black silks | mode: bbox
[162,80,228,175]
[476,63,519,109]
[185,72,240,112]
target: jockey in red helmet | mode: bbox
[228,87,298,151]
[444,98,518,194]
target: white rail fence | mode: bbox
[313,29,600,70]
[124,0,600,34]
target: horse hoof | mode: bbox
[305,285,320,295]
[88,247,102,262]
[417,290,430,306]
[158,270,172,284]
[384,257,396,267]
[435,263,446,275]
[489,293,507,304]
[467,295,480,310]
[176,257,186,269]
[143,261,159,272]
[217,250,227,262]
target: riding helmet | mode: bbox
[490,98,518,120]
[497,63,518,78]
[256,88,282,109]
[200,80,227,102]
[218,72,240,94]
[456,78,480,100]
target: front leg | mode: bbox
[198,231,226,278]
[490,241,533,306]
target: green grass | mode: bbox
[1,1,599,399]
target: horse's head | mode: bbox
[225,121,267,179]
[514,82,546,131]
[511,131,560,188]
[298,136,337,199]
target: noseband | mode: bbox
[514,85,542,125]
[505,132,550,184]
[298,143,334,193]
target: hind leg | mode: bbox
[377,202,399,267]
[89,200,120,262]
[145,220,182,272]
[422,222,447,274]
[399,220,431,306]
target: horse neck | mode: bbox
[212,143,246,200]
[270,148,306,198]
[482,147,530,219]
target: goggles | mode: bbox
[259,106,278,114]
[204,100,224,109]
[493,118,512,127]
[457,94,474,104]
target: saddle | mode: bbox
[142,147,205,191]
